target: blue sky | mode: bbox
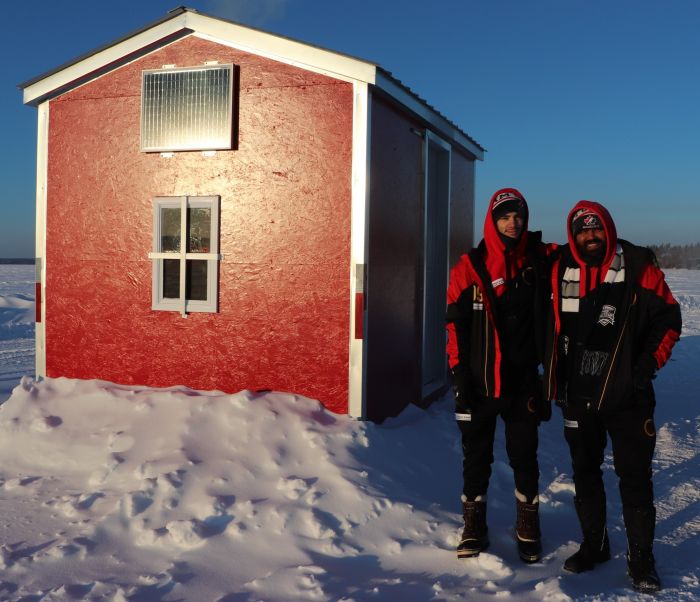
[4,0,699,257]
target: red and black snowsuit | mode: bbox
[446,188,557,500]
[544,200,682,556]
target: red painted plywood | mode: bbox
[45,35,353,413]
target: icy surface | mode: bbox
[0,266,697,601]
[0,264,34,402]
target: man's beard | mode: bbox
[578,238,606,264]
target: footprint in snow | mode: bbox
[121,489,155,517]
[276,476,319,500]
[3,476,41,490]
[108,431,135,453]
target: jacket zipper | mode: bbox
[547,320,557,400]
[484,312,490,397]
[596,292,636,411]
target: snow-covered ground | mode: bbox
[0,266,697,601]
[0,265,35,404]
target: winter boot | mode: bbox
[457,495,489,558]
[624,505,661,593]
[564,495,611,573]
[515,490,542,563]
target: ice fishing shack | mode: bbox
[20,7,484,422]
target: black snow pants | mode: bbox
[562,394,657,511]
[458,392,540,501]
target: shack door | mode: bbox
[421,132,451,398]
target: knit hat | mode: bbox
[571,208,603,236]
[492,190,526,221]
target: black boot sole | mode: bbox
[519,549,541,563]
[629,569,662,593]
[517,539,542,563]
[457,539,489,559]
[631,581,662,593]
[563,554,610,574]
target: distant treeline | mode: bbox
[649,243,700,269]
[0,258,34,265]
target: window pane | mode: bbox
[163,259,180,298]
[141,66,233,151]
[186,260,208,301]
[187,207,212,252]
[160,207,181,252]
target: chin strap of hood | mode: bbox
[482,188,530,296]
[566,200,618,294]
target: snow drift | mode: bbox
[0,267,698,601]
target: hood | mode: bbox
[477,188,530,296]
[483,187,529,258]
[566,200,618,270]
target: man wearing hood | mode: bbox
[544,201,682,592]
[446,188,556,562]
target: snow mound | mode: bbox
[0,377,509,601]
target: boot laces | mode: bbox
[516,501,540,541]
[462,501,484,537]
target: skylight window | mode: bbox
[141,64,234,152]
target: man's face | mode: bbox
[496,211,524,239]
[575,227,606,259]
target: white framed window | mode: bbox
[141,64,234,152]
[148,196,221,315]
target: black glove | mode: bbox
[450,364,474,416]
[527,393,551,423]
[536,397,552,423]
[633,354,657,390]
[525,373,551,423]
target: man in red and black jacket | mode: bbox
[544,201,681,592]
[446,188,556,563]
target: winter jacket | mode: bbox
[446,188,557,403]
[544,200,682,414]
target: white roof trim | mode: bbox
[187,12,377,85]
[22,15,190,106]
[192,33,358,85]
[21,8,482,154]
[22,10,377,106]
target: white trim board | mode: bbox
[348,81,371,419]
[35,101,49,379]
[20,8,483,157]
[22,10,377,106]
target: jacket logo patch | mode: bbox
[598,304,616,326]
[473,287,483,310]
[491,278,505,288]
[579,350,609,376]
[564,419,579,428]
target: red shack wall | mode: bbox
[45,35,353,413]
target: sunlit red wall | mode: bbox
[45,35,353,413]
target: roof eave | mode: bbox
[20,7,378,106]
[19,7,485,159]
[374,68,485,160]
[21,14,192,106]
